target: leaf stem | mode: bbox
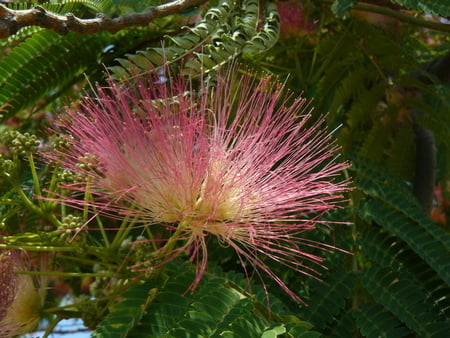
[83,179,110,246]
[110,206,138,249]
[157,222,186,258]
[27,153,44,208]
[11,180,61,227]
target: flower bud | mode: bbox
[3,130,40,155]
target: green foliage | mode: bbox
[2,0,115,17]
[271,17,449,185]
[297,264,354,329]
[353,301,415,338]
[279,154,450,337]
[0,27,156,123]
[354,158,450,256]
[0,1,176,123]
[42,0,114,14]
[110,0,280,78]
[0,30,110,122]
[0,0,118,122]
[331,0,356,19]
[360,264,449,336]
[351,157,450,336]
[92,283,155,338]
[94,261,321,337]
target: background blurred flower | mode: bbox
[0,250,45,337]
[48,67,351,302]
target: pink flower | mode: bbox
[277,1,316,39]
[49,67,350,302]
[0,250,44,337]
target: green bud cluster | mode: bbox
[56,169,83,185]
[0,154,16,177]
[87,265,115,304]
[3,130,40,155]
[58,214,85,243]
[133,236,154,270]
[76,153,104,176]
[79,299,103,330]
[51,134,73,152]
[61,214,82,228]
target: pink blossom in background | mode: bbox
[277,0,316,39]
[0,251,44,337]
[48,67,351,302]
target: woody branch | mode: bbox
[0,0,207,38]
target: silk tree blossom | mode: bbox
[277,1,316,39]
[48,67,351,302]
[0,250,45,336]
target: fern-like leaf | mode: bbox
[298,264,353,330]
[241,2,280,57]
[3,0,113,14]
[357,186,450,285]
[0,30,111,122]
[360,226,450,322]
[354,301,415,338]
[0,23,164,122]
[92,283,156,338]
[353,157,450,252]
[111,0,280,78]
[94,260,320,337]
[110,0,236,76]
[360,264,450,336]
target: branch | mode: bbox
[0,0,207,38]
[318,0,450,33]
[359,0,404,10]
[354,3,450,32]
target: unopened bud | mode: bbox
[3,131,40,155]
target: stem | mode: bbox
[46,162,61,199]
[27,153,44,208]
[319,0,450,33]
[6,167,61,227]
[94,215,110,247]
[354,3,450,32]
[145,225,159,251]
[110,206,137,249]
[0,244,79,252]
[44,296,108,314]
[57,254,117,268]
[43,316,63,338]
[83,179,92,221]
[82,179,110,246]
[343,168,360,311]
[12,182,60,226]
[157,222,186,258]
[13,181,41,214]
[16,270,118,278]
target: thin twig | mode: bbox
[354,3,450,32]
[0,0,207,38]
[318,0,450,33]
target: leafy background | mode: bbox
[0,0,449,337]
